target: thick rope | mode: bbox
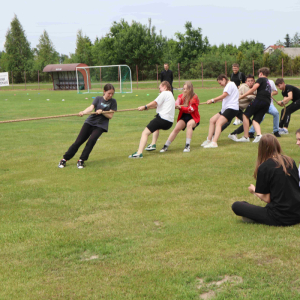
[271,97,286,121]
[0,108,144,124]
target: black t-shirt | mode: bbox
[282,84,300,102]
[161,70,173,86]
[255,158,300,225]
[255,77,271,104]
[230,72,246,87]
[85,96,117,132]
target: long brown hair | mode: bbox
[254,134,294,179]
[182,81,195,106]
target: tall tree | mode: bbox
[75,30,93,66]
[34,30,59,70]
[291,32,300,47]
[174,22,209,63]
[284,34,291,47]
[4,14,33,82]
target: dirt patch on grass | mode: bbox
[197,275,243,299]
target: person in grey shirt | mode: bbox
[58,83,117,169]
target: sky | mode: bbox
[1,0,300,56]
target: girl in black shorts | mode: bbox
[160,81,200,153]
[129,81,175,158]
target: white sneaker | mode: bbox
[253,135,262,143]
[201,139,211,147]
[228,133,237,141]
[236,136,250,142]
[183,144,190,152]
[279,128,289,135]
[203,141,218,148]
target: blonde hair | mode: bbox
[182,81,195,106]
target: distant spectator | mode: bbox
[161,63,173,93]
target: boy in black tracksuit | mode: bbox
[161,63,173,93]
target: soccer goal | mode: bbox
[76,65,132,94]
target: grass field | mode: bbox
[1,88,300,300]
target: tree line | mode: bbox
[1,15,300,83]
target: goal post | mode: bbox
[76,65,132,94]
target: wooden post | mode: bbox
[136,65,138,89]
[156,64,158,88]
[201,62,203,88]
[38,70,40,89]
[12,71,13,89]
[282,58,284,78]
[225,61,227,77]
[24,71,26,90]
[252,60,255,76]
[100,67,102,89]
[178,63,180,88]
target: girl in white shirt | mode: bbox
[201,74,239,148]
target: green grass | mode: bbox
[1,89,300,299]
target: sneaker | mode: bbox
[77,160,85,169]
[160,145,168,153]
[253,135,262,143]
[279,128,289,135]
[236,136,250,142]
[201,139,211,147]
[274,131,281,138]
[248,133,255,139]
[77,160,84,169]
[183,144,190,152]
[233,119,242,125]
[203,141,218,148]
[128,152,143,158]
[58,159,66,168]
[228,133,237,141]
[242,217,256,224]
[145,144,156,151]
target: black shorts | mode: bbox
[147,114,173,133]
[244,99,270,123]
[219,109,239,123]
[180,113,199,131]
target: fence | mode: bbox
[0,59,295,91]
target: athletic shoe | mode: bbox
[58,159,66,168]
[274,131,281,138]
[236,136,250,142]
[233,119,242,125]
[279,128,289,135]
[160,145,168,153]
[201,139,211,147]
[203,141,218,148]
[145,144,156,151]
[128,152,143,158]
[253,135,262,143]
[183,144,190,152]
[242,217,256,224]
[249,133,255,139]
[77,160,85,169]
[228,133,237,141]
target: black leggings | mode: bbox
[63,123,105,161]
[279,99,300,128]
[232,201,281,226]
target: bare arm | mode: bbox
[79,104,94,117]
[102,110,115,119]
[138,100,158,111]
[206,92,228,104]
[279,91,293,106]
[248,184,271,204]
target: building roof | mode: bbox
[265,45,285,51]
[43,63,88,72]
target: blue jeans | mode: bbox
[249,104,279,134]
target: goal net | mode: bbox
[76,65,132,94]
